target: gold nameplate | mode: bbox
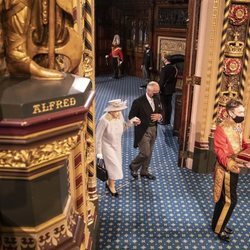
[33,97,77,114]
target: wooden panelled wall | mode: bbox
[95,0,188,78]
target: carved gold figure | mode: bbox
[0,0,83,80]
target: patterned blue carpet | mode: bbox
[95,75,250,250]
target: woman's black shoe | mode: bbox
[218,231,230,242]
[106,183,119,197]
[224,227,233,235]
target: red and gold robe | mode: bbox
[213,119,248,202]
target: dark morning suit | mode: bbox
[142,49,153,82]
[159,63,177,124]
[128,94,162,174]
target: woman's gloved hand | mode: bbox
[129,116,141,126]
[97,153,103,159]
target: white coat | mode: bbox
[96,112,127,180]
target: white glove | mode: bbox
[129,116,141,125]
[97,153,103,159]
[105,55,109,58]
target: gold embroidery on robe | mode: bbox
[222,120,242,154]
[213,162,225,202]
[214,171,231,234]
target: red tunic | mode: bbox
[110,46,124,61]
[214,119,247,169]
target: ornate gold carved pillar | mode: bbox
[81,1,98,248]
[243,58,250,139]
[185,0,225,169]
[189,0,250,173]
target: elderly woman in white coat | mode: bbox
[96,99,140,197]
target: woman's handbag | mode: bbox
[96,158,108,181]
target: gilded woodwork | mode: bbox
[195,0,224,143]
[201,0,221,139]
[186,76,201,86]
[232,0,250,2]
[80,0,98,247]
[243,66,250,140]
[214,1,249,120]
[0,134,79,169]
[190,0,250,174]
[0,0,83,79]
[196,0,250,139]
[0,0,5,75]
[0,121,83,144]
[224,32,245,57]
[82,50,94,79]
[1,197,83,250]
[157,36,186,70]
[0,0,97,249]
[157,7,188,28]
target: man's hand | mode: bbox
[243,162,250,169]
[130,116,141,126]
[236,162,245,168]
[151,113,162,122]
[235,159,250,168]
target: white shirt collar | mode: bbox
[146,93,155,111]
[146,93,153,102]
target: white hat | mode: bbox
[104,99,127,112]
[112,34,120,46]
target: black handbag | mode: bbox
[96,158,108,181]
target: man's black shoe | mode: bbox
[129,164,138,179]
[218,231,230,242]
[141,173,156,180]
[224,227,233,235]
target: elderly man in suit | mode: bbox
[128,81,163,180]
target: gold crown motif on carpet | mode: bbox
[225,32,244,58]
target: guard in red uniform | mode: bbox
[212,99,250,242]
[106,34,124,79]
